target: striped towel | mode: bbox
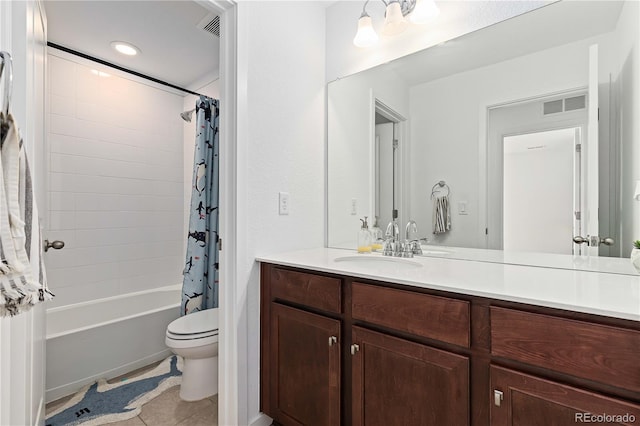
[0,114,52,317]
[432,195,451,234]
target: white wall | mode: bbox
[616,0,640,256]
[234,2,326,424]
[45,51,185,308]
[408,33,611,248]
[327,66,409,247]
[183,79,220,253]
[325,0,550,82]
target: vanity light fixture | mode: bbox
[353,0,439,47]
[110,41,140,56]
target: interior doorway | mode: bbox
[487,90,588,254]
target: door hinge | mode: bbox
[575,143,582,153]
[485,228,488,235]
[393,139,399,149]
[218,238,222,251]
[575,211,581,220]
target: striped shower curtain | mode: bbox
[181,96,220,316]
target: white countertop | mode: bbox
[256,247,640,322]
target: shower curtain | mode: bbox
[182,96,219,316]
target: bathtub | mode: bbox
[45,285,181,402]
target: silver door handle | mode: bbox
[573,236,615,246]
[328,336,337,347]
[494,390,503,407]
[44,240,65,252]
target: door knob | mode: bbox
[573,236,615,246]
[44,240,65,252]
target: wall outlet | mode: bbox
[351,198,357,215]
[279,192,289,215]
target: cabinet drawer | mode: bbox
[491,307,640,393]
[352,282,470,347]
[271,268,342,314]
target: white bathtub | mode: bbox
[45,285,181,402]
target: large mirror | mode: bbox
[328,0,640,275]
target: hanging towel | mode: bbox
[432,195,451,234]
[0,113,52,317]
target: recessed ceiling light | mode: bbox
[110,41,140,56]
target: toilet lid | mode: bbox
[168,308,218,335]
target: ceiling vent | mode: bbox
[198,14,220,38]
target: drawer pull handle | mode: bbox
[328,336,337,346]
[494,390,503,407]
[351,344,360,355]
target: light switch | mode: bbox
[458,201,468,215]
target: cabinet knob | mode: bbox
[328,336,337,346]
[350,344,360,355]
[494,390,503,407]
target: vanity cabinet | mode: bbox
[269,303,341,426]
[260,263,640,426]
[351,326,469,426]
[491,366,640,425]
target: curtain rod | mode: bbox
[47,42,205,97]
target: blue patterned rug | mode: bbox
[45,356,182,426]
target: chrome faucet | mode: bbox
[405,220,423,255]
[382,219,400,256]
[382,219,416,258]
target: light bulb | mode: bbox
[409,0,440,24]
[110,41,140,56]
[382,1,408,36]
[353,14,379,48]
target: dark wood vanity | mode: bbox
[260,262,640,425]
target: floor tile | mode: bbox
[106,416,147,426]
[138,385,214,426]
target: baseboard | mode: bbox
[249,413,273,426]
[45,349,172,403]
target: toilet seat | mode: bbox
[166,308,219,344]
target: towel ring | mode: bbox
[430,180,450,199]
[0,51,13,118]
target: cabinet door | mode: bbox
[270,303,341,426]
[491,365,640,426]
[351,326,469,426]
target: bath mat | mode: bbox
[45,356,183,426]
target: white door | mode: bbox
[584,44,600,256]
[0,1,48,425]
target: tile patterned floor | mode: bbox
[45,362,218,426]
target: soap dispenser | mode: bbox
[357,216,372,253]
[370,216,383,252]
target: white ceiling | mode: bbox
[44,1,220,90]
[389,1,623,87]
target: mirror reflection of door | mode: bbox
[373,100,406,234]
[487,91,588,255]
[375,117,395,229]
[503,128,581,255]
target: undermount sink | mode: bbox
[333,255,423,270]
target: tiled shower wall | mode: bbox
[45,52,184,308]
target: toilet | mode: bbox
[165,308,219,401]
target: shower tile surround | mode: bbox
[46,53,185,307]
